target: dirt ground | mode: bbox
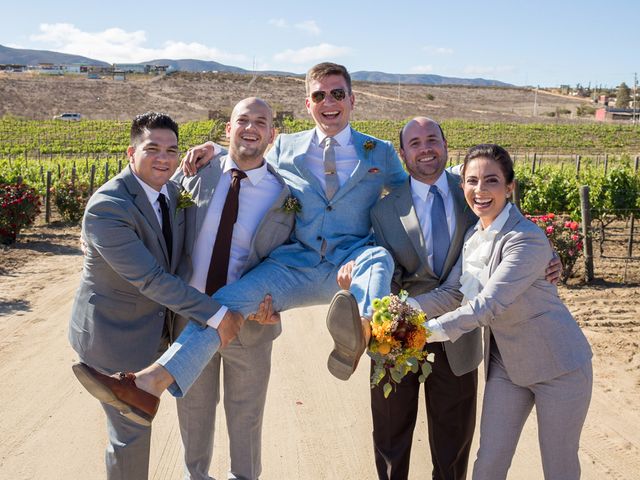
[0,72,590,124]
[0,219,639,479]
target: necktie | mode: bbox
[158,193,172,263]
[205,168,247,295]
[430,185,450,277]
[323,137,339,200]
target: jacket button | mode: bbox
[326,205,332,211]
[158,311,164,317]
[316,236,322,241]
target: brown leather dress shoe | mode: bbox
[326,290,367,381]
[72,363,159,426]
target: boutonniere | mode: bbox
[176,189,196,213]
[281,195,302,214]
[363,140,376,152]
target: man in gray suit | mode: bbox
[172,97,294,480]
[68,112,243,479]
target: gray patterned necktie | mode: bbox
[430,184,450,277]
[323,137,339,199]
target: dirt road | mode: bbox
[1,226,639,479]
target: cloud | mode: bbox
[463,65,515,76]
[28,23,247,64]
[295,20,321,35]
[269,18,288,28]
[273,43,351,64]
[410,65,434,74]
[423,46,454,55]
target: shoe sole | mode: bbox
[72,364,152,427]
[326,290,366,381]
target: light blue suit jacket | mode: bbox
[265,128,407,267]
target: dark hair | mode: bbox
[398,120,446,150]
[130,112,179,145]
[462,144,514,183]
[305,62,352,94]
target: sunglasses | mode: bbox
[310,88,348,103]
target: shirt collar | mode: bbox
[131,169,169,204]
[314,124,352,147]
[222,155,268,186]
[410,172,450,203]
[475,202,513,234]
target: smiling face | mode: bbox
[226,97,275,169]
[127,128,179,191]
[463,156,514,228]
[305,74,354,137]
[400,117,448,185]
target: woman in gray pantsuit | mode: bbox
[418,144,592,480]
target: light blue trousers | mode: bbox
[157,245,393,396]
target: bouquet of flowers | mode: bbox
[369,290,434,398]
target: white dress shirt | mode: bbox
[305,124,359,190]
[189,156,283,327]
[410,173,456,273]
[131,171,171,229]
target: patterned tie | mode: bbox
[158,193,172,263]
[323,137,339,200]
[430,185,450,277]
[205,168,247,295]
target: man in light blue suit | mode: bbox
[115,62,408,408]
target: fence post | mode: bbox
[635,155,639,174]
[104,162,109,182]
[628,213,636,258]
[16,175,23,185]
[89,164,96,196]
[118,159,123,172]
[45,171,52,224]
[604,154,609,175]
[71,166,77,187]
[580,185,594,282]
[512,178,521,211]
[531,153,536,174]
[575,154,581,177]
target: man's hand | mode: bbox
[545,254,563,285]
[181,141,218,177]
[337,260,355,290]
[247,294,281,325]
[217,310,244,348]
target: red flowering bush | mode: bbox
[52,181,90,224]
[0,182,41,245]
[526,212,583,283]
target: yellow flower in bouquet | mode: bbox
[369,290,434,398]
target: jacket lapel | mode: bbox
[330,129,369,203]
[395,180,431,270]
[189,156,225,252]
[122,166,170,265]
[291,130,326,199]
[488,204,522,274]
[444,171,468,273]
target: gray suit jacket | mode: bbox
[370,173,483,376]
[172,154,295,347]
[68,166,223,373]
[432,206,592,386]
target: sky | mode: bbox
[2,0,638,88]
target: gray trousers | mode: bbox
[176,339,273,480]
[102,403,152,480]
[473,349,592,480]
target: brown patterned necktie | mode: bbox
[205,168,247,295]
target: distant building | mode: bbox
[595,107,639,122]
[113,63,148,74]
[36,63,65,75]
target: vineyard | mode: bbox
[1,118,639,280]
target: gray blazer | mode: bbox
[172,154,295,347]
[68,166,223,373]
[370,173,483,376]
[429,205,592,386]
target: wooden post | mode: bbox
[628,213,636,258]
[104,162,109,182]
[89,164,96,196]
[512,178,521,211]
[635,155,639,174]
[57,163,61,179]
[538,153,543,169]
[16,175,23,185]
[45,171,52,224]
[118,159,123,172]
[580,185,594,282]
[71,166,77,187]
[575,154,581,177]
[604,154,609,175]
[531,153,537,174]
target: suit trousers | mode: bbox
[158,245,393,396]
[102,403,152,480]
[176,340,272,480]
[472,348,592,480]
[371,344,477,480]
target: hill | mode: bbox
[0,44,108,66]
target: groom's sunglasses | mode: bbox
[310,88,348,103]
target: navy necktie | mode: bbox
[158,193,172,263]
[430,185,450,277]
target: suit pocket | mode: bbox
[89,292,137,315]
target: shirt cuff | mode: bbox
[425,318,450,343]
[206,305,228,329]
[406,296,422,311]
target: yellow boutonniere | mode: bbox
[282,195,302,213]
[363,140,376,152]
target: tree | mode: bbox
[616,82,631,108]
